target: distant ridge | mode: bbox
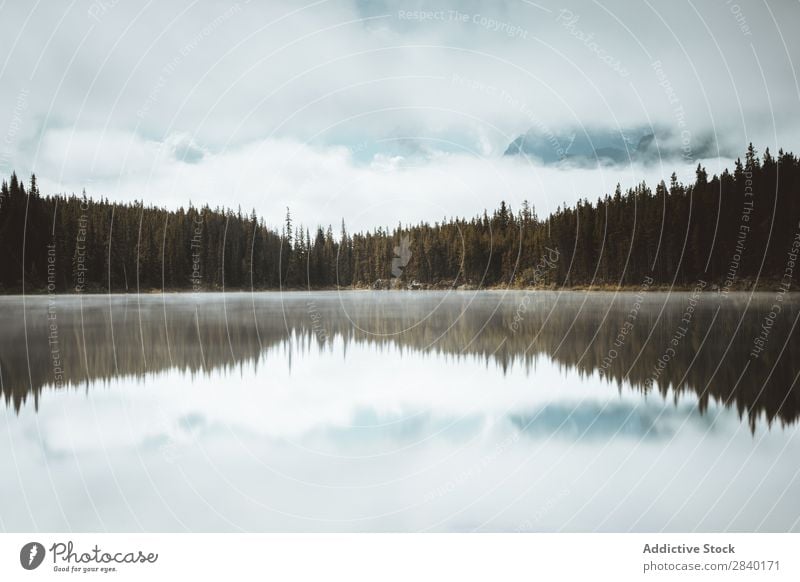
[504,126,732,165]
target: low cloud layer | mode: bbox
[34,127,733,228]
[1,0,797,225]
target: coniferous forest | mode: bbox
[1,144,798,293]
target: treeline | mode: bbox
[1,144,798,292]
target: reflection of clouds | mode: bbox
[306,410,487,455]
[23,341,618,453]
[12,336,739,464]
[510,402,715,441]
[3,389,799,532]
[1,329,798,532]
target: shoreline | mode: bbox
[1,281,795,296]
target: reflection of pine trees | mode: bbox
[1,145,799,292]
[1,292,798,431]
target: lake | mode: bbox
[1,290,798,532]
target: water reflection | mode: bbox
[1,291,799,532]
[1,291,798,430]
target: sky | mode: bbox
[0,0,798,229]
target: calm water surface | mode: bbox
[1,290,798,532]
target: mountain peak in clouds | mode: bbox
[504,126,729,165]
[167,133,205,164]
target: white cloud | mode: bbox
[35,128,731,229]
[0,0,797,219]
